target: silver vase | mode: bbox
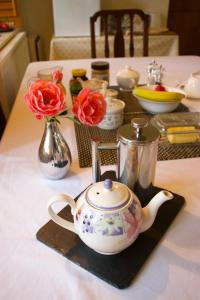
[38,121,72,180]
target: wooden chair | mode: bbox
[90,9,150,58]
[0,104,6,139]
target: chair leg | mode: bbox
[0,104,6,139]
[35,35,41,61]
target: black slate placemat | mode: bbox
[36,171,185,289]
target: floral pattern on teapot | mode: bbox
[75,201,142,239]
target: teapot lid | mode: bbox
[86,179,131,210]
[117,65,139,77]
[117,117,160,145]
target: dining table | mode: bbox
[0,55,200,300]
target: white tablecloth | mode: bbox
[49,33,179,60]
[0,56,200,300]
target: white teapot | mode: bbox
[48,179,173,255]
[116,65,140,91]
[184,71,200,99]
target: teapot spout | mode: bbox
[140,190,174,233]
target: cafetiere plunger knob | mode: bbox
[131,118,148,138]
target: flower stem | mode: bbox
[45,116,60,123]
[65,115,81,125]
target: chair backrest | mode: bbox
[90,9,150,58]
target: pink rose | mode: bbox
[72,88,106,126]
[24,80,66,120]
[52,69,63,83]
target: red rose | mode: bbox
[52,69,63,83]
[24,80,66,120]
[72,88,106,126]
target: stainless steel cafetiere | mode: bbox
[92,118,160,192]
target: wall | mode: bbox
[53,0,100,37]
[18,0,54,61]
[101,0,170,27]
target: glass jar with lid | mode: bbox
[70,68,88,97]
[91,61,109,84]
[37,65,66,94]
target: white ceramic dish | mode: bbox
[98,98,125,130]
[135,96,180,114]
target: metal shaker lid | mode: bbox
[117,117,160,144]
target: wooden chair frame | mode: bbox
[90,9,150,58]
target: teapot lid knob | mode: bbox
[86,180,130,210]
[104,179,113,190]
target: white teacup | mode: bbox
[185,71,200,99]
[37,65,63,81]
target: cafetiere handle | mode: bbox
[91,138,119,182]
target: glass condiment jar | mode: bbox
[70,68,88,97]
[91,61,110,84]
[37,66,66,94]
[37,66,63,81]
[146,60,165,86]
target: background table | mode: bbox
[0,56,200,300]
[49,32,179,60]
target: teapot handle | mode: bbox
[47,193,77,234]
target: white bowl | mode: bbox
[135,96,180,114]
